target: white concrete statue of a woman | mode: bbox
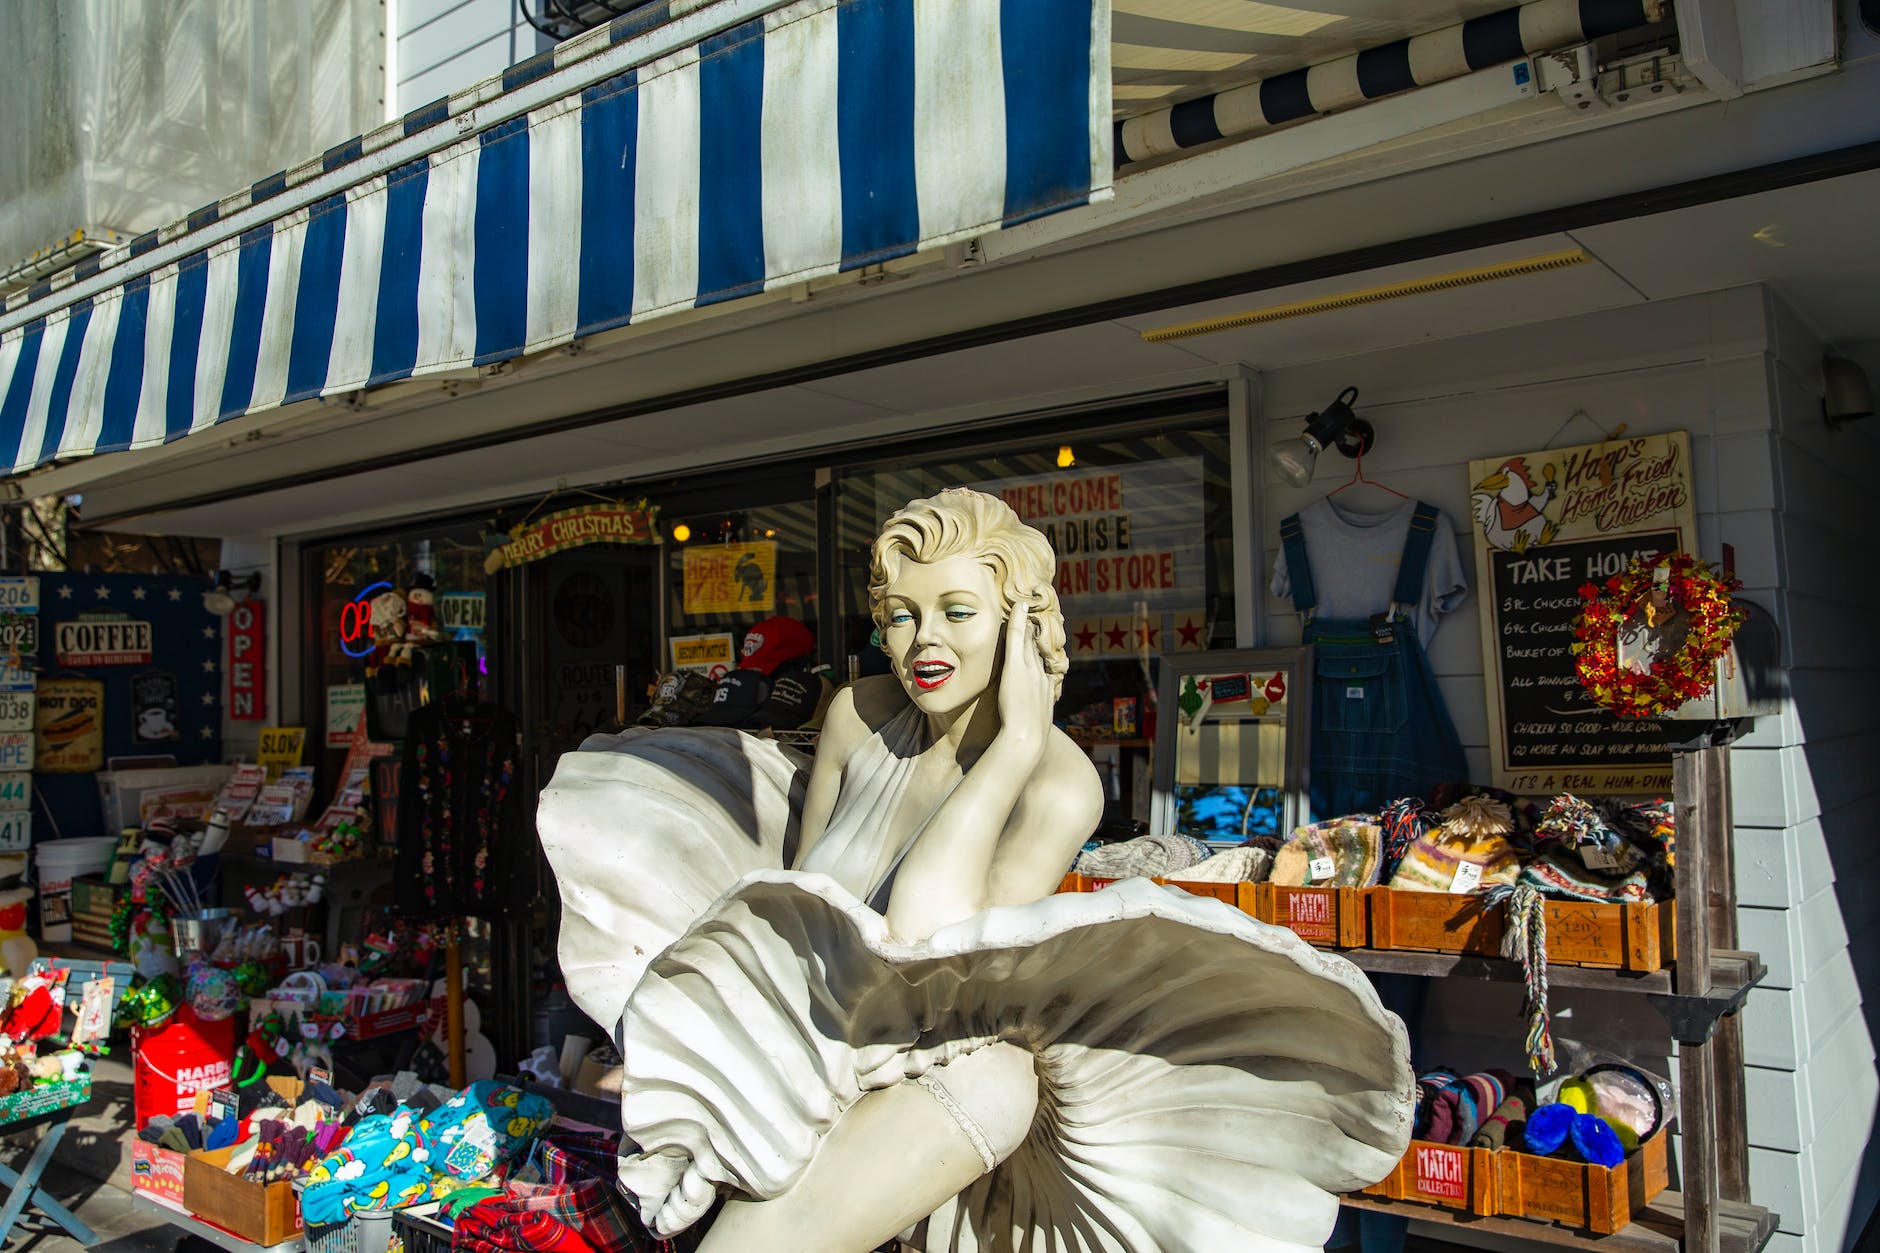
[540,488,1411,1253]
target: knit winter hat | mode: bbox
[1074,833,1211,880]
[1172,845,1273,884]
[1389,796,1520,894]
[1519,847,1654,903]
[1413,1068,1459,1141]
[1470,1093,1530,1150]
[1270,818,1383,887]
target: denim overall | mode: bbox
[1282,501,1465,1253]
[1279,501,1468,820]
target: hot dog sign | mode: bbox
[35,678,104,773]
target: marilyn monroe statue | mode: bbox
[540,488,1412,1253]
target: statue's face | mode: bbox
[880,555,1004,716]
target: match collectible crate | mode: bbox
[1495,1129,1670,1234]
[1253,884,1366,948]
[1359,1140,1496,1215]
[1361,888,1676,972]
[1056,874,1252,913]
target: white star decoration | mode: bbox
[200,693,216,707]
[55,585,72,600]
[201,659,216,673]
[131,586,147,601]
[94,586,110,600]
[167,588,182,602]
[200,727,214,740]
[201,626,217,640]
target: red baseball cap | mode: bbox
[739,617,814,675]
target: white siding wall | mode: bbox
[394,0,552,115]
[1245,285,1874,1252]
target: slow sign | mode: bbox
[55,616,153,667]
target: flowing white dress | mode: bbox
[539,711,1412,1253]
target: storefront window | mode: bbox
[307,522,495,770]
[834,417,1235,827]
[660,501,821,683]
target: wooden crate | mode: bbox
[183,1145,303,1245]
[1364,887,1506,956]
[1057,874,1252,913]
[1542,899,1676,971]
[1359,1140,1496,1215]
[1495,1130,1670,1234]
[1361,888,1676,973]
[1254,884,1366,948]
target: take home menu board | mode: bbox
[1466,431,1696,793]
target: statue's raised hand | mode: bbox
[997,605,1053,760]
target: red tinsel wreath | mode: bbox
[1572,552,1745,719]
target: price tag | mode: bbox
[1581,843,1621,872]
[309,1067,333,1089]
[1449,861,1484,894]
[0,811,29,852]
[0,691,32,732]
[1308,856,1336,882]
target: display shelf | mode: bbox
[1339,1191,1776,1253]
[1338,945,1764,995]
[130,1192,305,1252]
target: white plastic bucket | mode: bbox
[34,837,119,893]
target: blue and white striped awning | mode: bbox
[0,0,1110,480]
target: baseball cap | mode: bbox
[747,663,831,731]
[637,671,717,728]
[697,668,771,727]
[738,617,814,676]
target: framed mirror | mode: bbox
[1151,647,1313,844]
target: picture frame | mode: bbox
[1151,646,1313,843]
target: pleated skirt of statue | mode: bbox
[537,726,1413,1253]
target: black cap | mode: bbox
[696,669,771,727]
[747,664,828,730]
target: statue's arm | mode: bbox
[985,738,1104,907]
[884,607,1074,939]
[792,683,865,869]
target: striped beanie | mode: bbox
[1388,795,1519,894]
[1270,818,1383,888]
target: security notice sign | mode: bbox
[54,616,152,667]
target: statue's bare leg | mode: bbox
[695,1042,1039,1253]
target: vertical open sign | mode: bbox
[227,600,266,721]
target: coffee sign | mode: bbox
[55,615,153,667]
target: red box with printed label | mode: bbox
[129,1140,187,1205]
[1360,1139,1495,1215]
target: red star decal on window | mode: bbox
[1074,624,1098,651]
[1178,620,1203,647]
[1103,623,1129,649]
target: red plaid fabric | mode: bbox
[450,1134,682,1253]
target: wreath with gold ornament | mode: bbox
[1572,552,1744,719]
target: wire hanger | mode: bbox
[1327,442,1407,501]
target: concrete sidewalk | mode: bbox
[0,1055,177,1251]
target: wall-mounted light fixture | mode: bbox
[1268,386,1372,488]
[203,570,261,616]
[1823,356,1874,427]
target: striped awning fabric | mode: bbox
[0,0,1110,480]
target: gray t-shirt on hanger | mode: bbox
[1270,497,1469,647]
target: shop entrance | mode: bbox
[482,546,663,1062]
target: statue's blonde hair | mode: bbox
[869,488,1069,699]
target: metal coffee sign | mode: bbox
[55,615,154,666]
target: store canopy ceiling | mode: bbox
[0,0,1110,482]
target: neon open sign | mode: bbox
[338,581,392,658]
